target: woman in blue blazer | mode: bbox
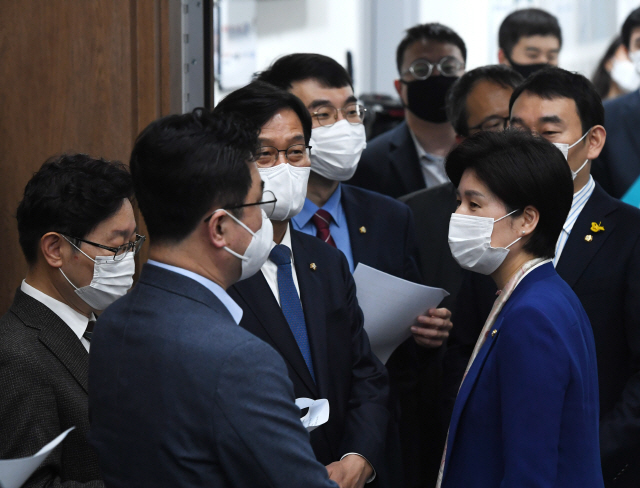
[438,130,604,487]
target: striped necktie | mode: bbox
[311,209,336,248]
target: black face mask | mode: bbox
[505,54,550,78]
[404,76,458,123]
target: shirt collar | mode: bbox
[20,280,91,342]
[146,260,243,324]
[269,223,295,263]
[408,127,445,163]
[295,183,344,228]
[563,175,596,232]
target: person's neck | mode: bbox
[149,244,230,290]
[491,249,537,290]
[405,112,456,157]
[25,266,92,318]
[307,172,339,208]
[272,220,289,245]
[572,166,591,194]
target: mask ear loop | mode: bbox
[215,209,257,262]
[494,209,523,249]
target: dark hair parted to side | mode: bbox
[447,65,524,137]
[446,129,573,259]
[255,53,353,91]
[622,7,640,49]
[499,8,562,57]
[509,67,605,134]
[16,154,134,265]
[396,23,467,73]
[130,109,257,244]
[214,81,312,144]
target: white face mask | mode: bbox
[630,50,640,77]
[222,209,273,281]
[258,164,310,221]
[59,238,135,311]
[610,58,640,92]
[552,129,591,180]
[448,210,522,275]
[309,120,367,181]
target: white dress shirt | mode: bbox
[553,175,596,266]
[20,280,92,352]
[146,260,243,324]
[409,129,449,188]
[261,225,301,306]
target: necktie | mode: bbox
[311,209,336,248]
[269,244,315,382]
[83,320,95,342]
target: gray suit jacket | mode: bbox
[0,288,104,487]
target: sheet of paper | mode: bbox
[353,264,449,364]
[295,398,330,432]
[0,427,74,488]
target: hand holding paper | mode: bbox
[296,398,330,432]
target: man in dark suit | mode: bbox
[348,24,466,199]
[592,7,640,199]
[444,68,640,487]
[0,154,140,487]
[88,110,338,488]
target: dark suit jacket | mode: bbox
[442,264,603,487]
[592,89,640,198]
[444,183,640,487]
[348,121,426,199]
[88,264,337,488]
[0,289,103,488]
[228,229,390,476]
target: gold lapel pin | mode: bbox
[310,263,317,271]
[590,222,605,233]
[585,235,593,242]
[491,329,498,338]
[359,226,366,234]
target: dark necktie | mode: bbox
[269,244,315,382]
[311,209,336,248]
[83,320,95,342]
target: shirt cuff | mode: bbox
[340,453,376,483]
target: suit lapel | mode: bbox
[232,270,318,395]
[11,290,89,393]
[341,185,371,268]
[291,231,329,399]
[389,122,424,194]
[556,184,617,288]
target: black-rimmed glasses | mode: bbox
[468,116,510,134]
[61,233,146,261]
[255,144,312,168]
[204,190,277,221]
[401,56,465,81]
[311,103,367,127]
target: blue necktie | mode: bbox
[269,244,316,382]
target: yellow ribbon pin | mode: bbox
[590,222,604,233]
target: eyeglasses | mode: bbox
[204,190,278,221]
[255,144,312,168]
[311,103,367,127]
[468,116,510,135]
[401,56,465,81]
[62,233,146,261]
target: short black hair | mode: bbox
[509,67,604,134]
[622,7,640,49]
[498,8,562,58]
[446,129,573,259]
[396,23,467,74]
[591,35,623,99]
[130,109,257,244]
[255,53,352,91]
[214,81,312,144]
[447,65,524,137]
[16,154,134,265]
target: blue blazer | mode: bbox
[592,89,640,198]
[348,121,426,199]
[442,263,603,488]
[88,264,337,488]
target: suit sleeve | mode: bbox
[496,306,571,487]
[338,254,391,472]
[213,339,338,488]
[0,346,104,488]
[599,233,640,479]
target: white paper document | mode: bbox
[353,264,449,364]
[0,427,74,488]
[296,398,330,432]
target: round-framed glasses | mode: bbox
[311,103,367,127]
[255,144,312,168]
[401,56,465,81]
[61,233,146,261]
[468,116,510,135]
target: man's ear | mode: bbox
[455,134,466,145]
[498,48,509,65]
[40,232,65,268]
[586,125,606,160]
[207,210,231,250]
[394,79,402,98]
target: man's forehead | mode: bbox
[402,40,463,68]
[512,92,576,117]
[289,78,354,106]
[515,34,561,51]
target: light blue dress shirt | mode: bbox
[291,183,354,273]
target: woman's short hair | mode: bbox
[446,129,574,259]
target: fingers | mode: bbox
[411,307,453,348]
